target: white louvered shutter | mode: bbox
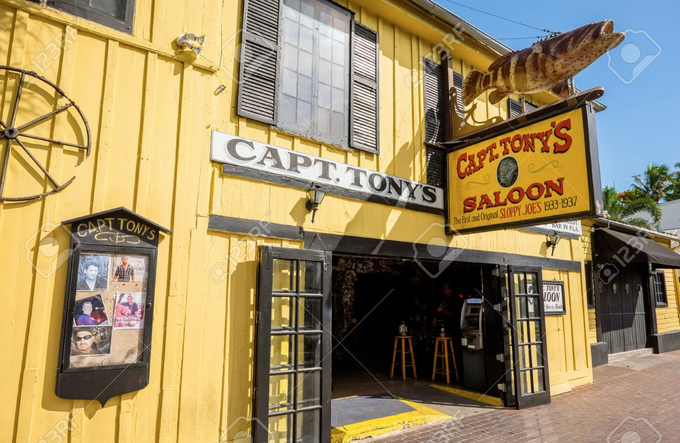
[236,0,282,125]
[350,22,379,153]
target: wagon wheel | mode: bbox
[0,66,91,202]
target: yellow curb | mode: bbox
[429,383,503,407]
[330,397,449,443]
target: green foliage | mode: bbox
[602,185,661,229]
[667,162,680,202]
[632,163,672,203]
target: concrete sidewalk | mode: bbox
[363,350,680,443]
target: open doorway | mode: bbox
[329,255,505,440]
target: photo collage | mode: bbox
[70,252,149,368]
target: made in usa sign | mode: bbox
[210,131,444,213]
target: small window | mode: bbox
[654,271,668,306]
[32,0,135,33]
[508,98,537,118]
[278,0,351,146]
[425,146,445,188]
[584,260,595,309]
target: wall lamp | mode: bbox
[306,185,326,223]
[546,232,561,256]
[177,33,205,57]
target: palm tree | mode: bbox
[602,186,662,229]
[632,163,672,202]
[666,162,680,202]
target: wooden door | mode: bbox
[507,266,551,409]
[254,247,332,443]
[599,265,648,354]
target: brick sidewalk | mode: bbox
[365,351,680,443]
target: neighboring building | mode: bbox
[637,199,680,242]
[583,219,680,367]
[1,1,679,443]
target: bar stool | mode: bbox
[432,337,459,384]
[390,336,417,381]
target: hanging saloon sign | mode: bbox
[445,90,604,234]
[56,207,170,406]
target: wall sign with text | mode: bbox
[210,131,444,214]
[446,105,603,234]
[56,207,170,406]
[543,280,566,315]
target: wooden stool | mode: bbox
[390,336,417,381]
[431,337,459,384]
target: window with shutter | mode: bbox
[350,23,380,153]
[423,58,444,143]
[237,0,282,125]
[508,98,537,118]
[237,0,379,151]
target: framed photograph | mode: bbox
[543,280,566,315]
[74,294,110,326]
[112,254,148,283]
[70,326,112,357]
[113,292,146,329]
[76,253,111,292]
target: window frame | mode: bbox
[425,145,445,188]
[36,0,135,33]
[274,0,354,149]
[653,270,668,307]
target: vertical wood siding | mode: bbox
[0,0,599,441]
[656,268,680,334]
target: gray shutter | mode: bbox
[423,58,444,143]
[350,22,379,153]
[508,98,537,117]
[236,0,282,125]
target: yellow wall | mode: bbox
[656,268,680,334]
[0,0,596,441]
[542,269,593,395]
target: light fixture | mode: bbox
[546,232,561,256]
[306,184,326,223]
[177,33,206,57]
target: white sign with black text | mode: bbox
[535,221,583,236]
[210,131,444,211]
[543,280,566,315]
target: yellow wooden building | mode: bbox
[1,0,679,442]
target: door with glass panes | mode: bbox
[254,247,332,443]
[501,266,551,409]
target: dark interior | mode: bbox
[330,255,499,398]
